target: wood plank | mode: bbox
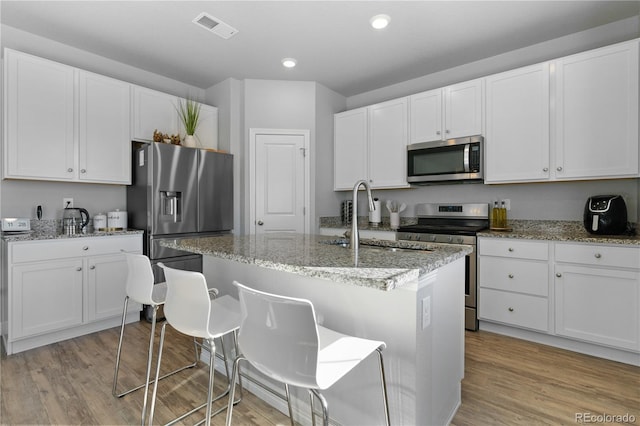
[1,321,638,425]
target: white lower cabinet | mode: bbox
[12,260,84,338]
[554,243,640,352]
[2,234,142,355]
[478,238,550,332]
[478,237,640,362]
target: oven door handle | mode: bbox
[463,144,471,172]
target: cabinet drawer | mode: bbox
[479,288,549,332]
[478,238,548,260]
[555,243,640,270]
[479,257,548,296]
[10,235,142,263]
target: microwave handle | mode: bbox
[463,144,470,172]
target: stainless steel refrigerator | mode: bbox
[127,141,233,285]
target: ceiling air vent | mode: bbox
[193,12,238,39]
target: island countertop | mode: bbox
[161,233,471,291]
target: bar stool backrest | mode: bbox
[124,253,156,305]
[235,282,320,389]
[160,264,212,339]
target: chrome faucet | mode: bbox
[351,179,375,266]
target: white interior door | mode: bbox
[251,129,309,234]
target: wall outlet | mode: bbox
[422,296,431,330]
[63,198,74,208]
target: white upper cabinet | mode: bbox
[554,41,639,180]
[3,49,131,184]
[368,98,409,188]
[4,49,76,181]
[132,86,179,141]
[485,63,550,183]
[334,98,408,190]
[409,89,442,143]
[485,40,639,184]
[409,79,483,144]
[334,107,368,190]
[78,71,131,184]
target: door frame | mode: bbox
[249,128,311,235]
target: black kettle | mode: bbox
[62,207,90,235]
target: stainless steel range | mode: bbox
[397,203,489,331]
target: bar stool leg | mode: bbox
[112,295,130,397]
[377,348,391,426]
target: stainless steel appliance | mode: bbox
[62,207,90,235]
[127,142,233,317]
[583,195,628,235]
[407,135,483,184]
[397,203,489,331]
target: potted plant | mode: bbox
[177,98,201,147]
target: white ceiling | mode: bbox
[1,1,638,97]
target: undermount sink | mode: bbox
[320,239,431,253]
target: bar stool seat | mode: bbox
[226,281,391,426]
[113,253,200,425]
[148,264,242,426]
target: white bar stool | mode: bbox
[226,281,391,426]
[112,253,200,425]
[148,264,242,426]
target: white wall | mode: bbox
[0,24,206,221]
[206,78,244,234]
[314,84,346,224]
[328,17,640,224]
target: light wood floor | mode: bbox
[1,320,638,425]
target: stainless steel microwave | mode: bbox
[407,135,483,184]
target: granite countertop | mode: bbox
[477,220,640,246]
[1,229,144,242]
[320,216,640,246]
[160,233,472,291]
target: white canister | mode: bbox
[107,209,127,230]
[93,213,107,231]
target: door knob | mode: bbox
[257,220,264,226]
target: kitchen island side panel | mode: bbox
[203,255,465,425]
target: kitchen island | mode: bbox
[162,233,471,426]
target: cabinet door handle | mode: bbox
[556,166,563,172]
[508,307,514,312]
[67,168,73,172]
[508,274,514,279]
[508,247,514,252]
[594,253,602,259]
[436,130,441,135]
[90,265,96,270]
[445,129,450,134]
[83,246,89,251]
[543,167,549,172]
[76,267,82,271]
[556,272,562,278]
[257,220,264,226]
[80,169,86,174]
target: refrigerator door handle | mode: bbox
[171,197,178,223]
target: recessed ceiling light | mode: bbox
[370,14,390,30]
[282,58,297,68]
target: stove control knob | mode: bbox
[454,237,464,244]
[429,235,436,242]
[446,236,453,243]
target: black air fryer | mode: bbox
[583,195,627,235]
